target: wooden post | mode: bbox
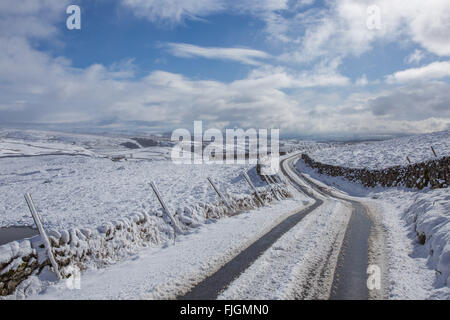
[242,172,264,206]
[431,146,437,158]
[207,177,234,213]
[406,156,411,164]
[150,182,183,235]
[267,175,284,199]
[264,175,281,201]
[24,193,62,280]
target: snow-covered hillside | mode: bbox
[0,129,271,230]
[309,131,449,169]
[0,129,173,160]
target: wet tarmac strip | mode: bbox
[329,202,372,299]
[295,169,373,300]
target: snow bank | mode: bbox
[403,190,450,287]
[0,239,36,297]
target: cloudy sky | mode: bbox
[0,0,449,137]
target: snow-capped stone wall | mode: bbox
[301,154,449,190]
[0,186,292,297]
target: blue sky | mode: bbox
[0,0,449,137]
[57,1,418,83]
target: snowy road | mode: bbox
[285,155,376,299]
[296,173,373,299]
[180,154,375,300]
[30,154,377,300]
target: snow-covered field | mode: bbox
[0,156,256,230]
[0,130,263,230]
[309,131,449,169]
[297,134,450,300]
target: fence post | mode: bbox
[406,156,411,164]
[264,175,282,201]
[273,174,287,198]
[431,146,437,158]
[242,172,264,206]
[267,175,285,199]
[150,182,183,235]
[207,177,234,213]
[24,193,62,280]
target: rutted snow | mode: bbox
[309,131,449,169]
[218,199,351,300]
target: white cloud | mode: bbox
[275,0,450,65]
[2,26,446,136]
[405,49,425,64]
[368,82,450,121]
[355,75,369,86]
[121,0,224,25]
[1,41,448,135]
[165,43,271,65]
[122,0,450,61]
[0,0,70,39]
[0,0,449,136]
[229,63,351,90]
[121,0,288,25]
[123,0,450,68]
[386,61,450,83]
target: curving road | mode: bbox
[179,153,373,300]
[285,156,373,300]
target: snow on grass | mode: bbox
[296,158,450,299]
[0,129,274,230]
[0,154,258,230]
[309,131,449,169]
